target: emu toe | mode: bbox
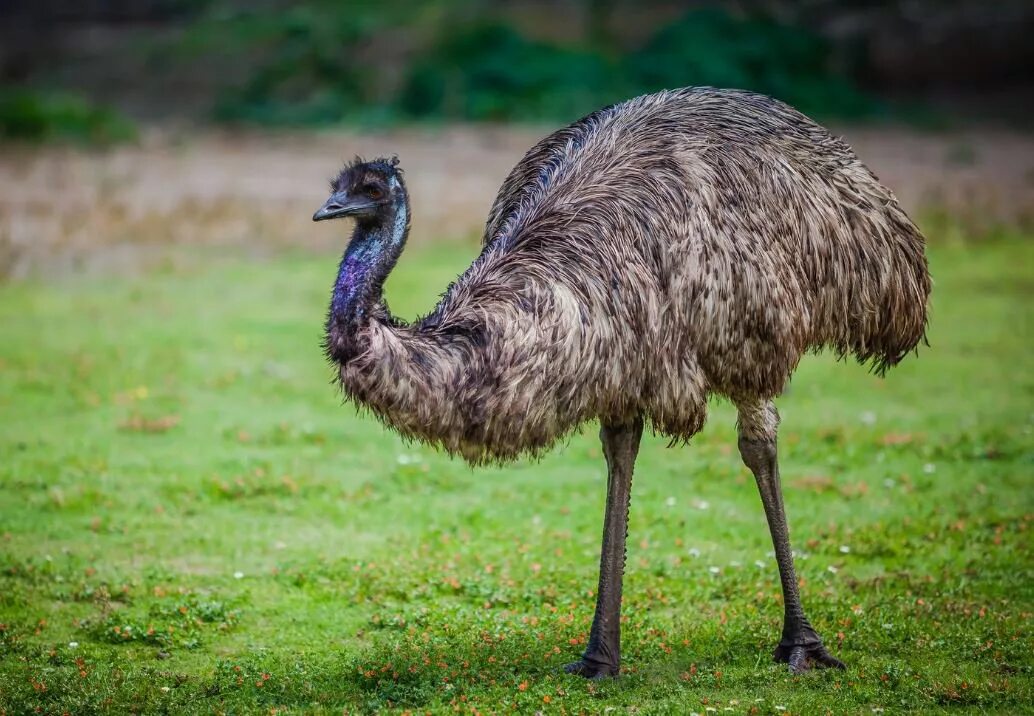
[563,658,619,680]
[313,88,930,684]
[775,643,846,674]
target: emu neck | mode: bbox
[327,189,409,361]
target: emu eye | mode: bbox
[366,185,384,200]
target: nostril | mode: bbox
[313,199,348,221]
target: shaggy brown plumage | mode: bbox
[321,87,930,463]
[314,86,930,676]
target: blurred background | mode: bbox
[1,5,1032,712]
[0,0,1032,277]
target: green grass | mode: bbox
[0,236,1031,714]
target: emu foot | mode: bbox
[563,657,619,679]
[773,634,845,674]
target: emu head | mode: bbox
[313,156,404,224]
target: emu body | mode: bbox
[314,87,930,675]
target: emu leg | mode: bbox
[738,431,845,674]
[564,416,643,679]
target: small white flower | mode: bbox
[882,622,894,630]
[396,454,412,465]
[68,641,78,648]
[883,478,896,488]
[839,545,851,554]
[729,561,741,568]
[872,708,884,714]
[706,708,717,714]
[666,496,676,507]
[688,547,701,558]
[694,500,710,510]
[708,566,720,574]
[755,560,766,568]
[827,565,838,574]
[775,706,787,712]
[860,411,876,425]
[161,686,170,693]
[233,571,244,579]
[923,463,936,474]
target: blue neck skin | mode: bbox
[329,191,409,328]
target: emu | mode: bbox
[312,87,930,676]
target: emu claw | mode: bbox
[563,658,619,679]
[775,643,846,674]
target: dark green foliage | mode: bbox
[188,0,429,126]
[398,24,622,122]
[625,8,880,119]
[399,8,878,124]
[0,90,137,144]
[208,5,367,125]
[194,4,880,126]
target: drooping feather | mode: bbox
[326,87,930,464]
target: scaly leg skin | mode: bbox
[737,400,846,674]
[564,416,643,679]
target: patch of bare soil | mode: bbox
[0,125,1031,278]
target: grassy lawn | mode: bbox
[0,236,1031,714]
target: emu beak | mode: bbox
[312,192,373,222]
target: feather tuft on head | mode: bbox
[329,155,405,193]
